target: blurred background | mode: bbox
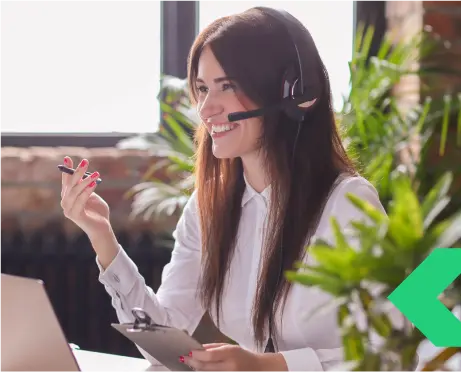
[2,0,461,368]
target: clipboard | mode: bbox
[111,308,204,371]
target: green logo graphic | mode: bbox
[388,248,461,347]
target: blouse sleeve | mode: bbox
[96,189,206,337]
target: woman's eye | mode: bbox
[196,85,208,94]
[223,83,236,91]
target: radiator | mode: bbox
[1,227,173,358]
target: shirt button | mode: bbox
[112,274,120,283]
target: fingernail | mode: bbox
[88,181,96,188]
[64,157,69,165]
[79,159,88,168]
[179,356,184,363]
[189,352,192,357]
[91,172,99,179]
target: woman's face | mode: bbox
[195,45,264,159]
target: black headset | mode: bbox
[227,6,321,124]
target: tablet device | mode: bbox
[111,308,204,371]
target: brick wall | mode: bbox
[421,1,461,97]
[386,1,461,103]
[386,1,423,114]
[386,0,461,205]
[1,146,177,235]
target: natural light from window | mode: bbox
[1,1,161,133]
[2,1,353,134]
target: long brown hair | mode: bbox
[187,8,356,349]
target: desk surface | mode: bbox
[73,344,461,372]
[73,349,168,371]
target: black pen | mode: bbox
[57,165,103,184]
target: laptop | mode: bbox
[1,273,81,371]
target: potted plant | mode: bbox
[286,170,461,370]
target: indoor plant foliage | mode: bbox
[285,171,461,371]
[117,75,198,222]
[338,25,461,211]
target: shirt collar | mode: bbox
[241,172,271,208]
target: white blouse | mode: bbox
[96,174,404,371]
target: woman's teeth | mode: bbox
[212,124,238,133]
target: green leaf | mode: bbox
[292,260,337,276]
[369,312,392,338]
[355,352,381,371]
[439,94,451,156]
[346,193,388,225]
[387,176,423,247]
[431,211,461,249]
[330,217,353,252]
[416,96,432,133]
[161,111,195,156]
[364,152,393,198]
[338,303,351,327]
[285,270,346,296]
[421,172,453,227]
[457,93,461,146]
[309,245,355,274]
[343,324,365,361]
[349,220,388,251]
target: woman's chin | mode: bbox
[212,146,238,160]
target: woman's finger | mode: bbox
[202,343,229,350]
[61,171,99,217]
[67,178,98,219]
[69,158,89,189]
[62,157,89,201]
[61,156,74,198]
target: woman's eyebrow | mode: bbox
[196,76,236,84]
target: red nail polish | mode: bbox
[64,157,69,165]
[88,181,96,188]
[179,356,184,363]
[79,159,88,168]
[91,172,99,179]
[189,352,192,357]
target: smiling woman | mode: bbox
[59,5,404,372]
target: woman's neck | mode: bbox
[241,150,270,193]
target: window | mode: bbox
[2,1,161,133]
[198,1,354,112]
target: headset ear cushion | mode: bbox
[281,65,300,99]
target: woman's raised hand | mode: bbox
[60,156,119,268]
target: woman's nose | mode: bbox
[198,92,224,121]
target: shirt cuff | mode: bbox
[280,348,323,371]
[96,245,141,296]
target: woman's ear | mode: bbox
[298,98,317,109]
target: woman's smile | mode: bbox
[210,122,240,139]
